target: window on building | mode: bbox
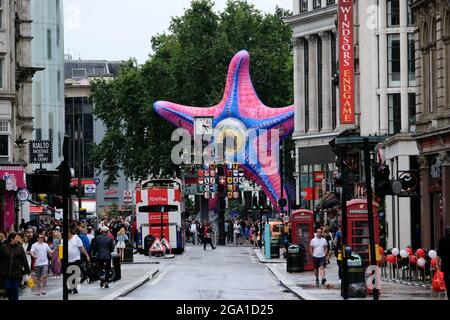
[57,70,61,101]
[388,94,401,135]
[47,29,52,60]
[408,93,416,130]
[0,121,9,157]
[35,128,42,140]
[388,34,401,87]
[331,33,337,130]
[317,38,323,132]
[408,33,415,85]
[56,0,61,47]
[0,0,3,29]
[304,42,309,132]
[313,0,321,9]
[407,0,415,27]
[327,0,335,5]
[72,68,87,79]
[387,0,400,27]
[0,57,3,89]
[300,0,308,12]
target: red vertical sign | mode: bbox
[339,0,355,124]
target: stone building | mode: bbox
[286,0,421,249]
[0,0,36,232]
[413,0,450,249]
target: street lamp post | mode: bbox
[76,118,82,218]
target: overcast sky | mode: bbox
[63,0,292,63]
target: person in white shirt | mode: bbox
[310,228,329,285]
[190,221,198,245]
[30,234,54,295]
[86,227,95,244]
[67,228,90,294]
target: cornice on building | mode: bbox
[283,4,338,27]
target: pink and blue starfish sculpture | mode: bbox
[154,50,295,210]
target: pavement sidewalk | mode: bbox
[19,254,159,301]
[253,248,448,300]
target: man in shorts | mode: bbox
[30,234,54,295]
[310,228,329,285]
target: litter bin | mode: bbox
[270,238,280,259]
[123,241,134,263]
[111,253,121,282]
[143,234,155,256]
[347,254,367,298]
[287,245,304,273]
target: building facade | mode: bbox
[0,0,35,232]
[31,0,65,170]
[285,0,342,215]
[287,0,421,249]
[413,0,450,249]
[64,58,130,218]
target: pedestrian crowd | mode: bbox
[0,215,131,300]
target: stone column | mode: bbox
[440,152,450,234]
[379,0,389,134]
[419,155,431,249]
[320,31,332,132]
[400,0,409,133]
[294,38,306,135]
[307,34,318,134]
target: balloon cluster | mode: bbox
[385,247,438,269]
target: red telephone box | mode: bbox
[346,199,380,266]
[291,209,314,271]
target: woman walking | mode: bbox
[51,231,62,277]
[116,228,129,261]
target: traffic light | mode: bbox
[79,208,87,221]
[374,164,391,197]
[333,172,353,201]
[69,185,85,197]
[252,196,258,210]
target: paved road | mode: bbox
[121,245,298,300]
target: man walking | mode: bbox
[203,223,216,251]
[92,226,115,288]
[310,228,329,285]
[437,226,450,300]
[67,228,90,294]
[30,234,54,295]
[0,232,31,300]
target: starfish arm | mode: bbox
[153,101,219,133]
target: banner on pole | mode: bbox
[339,0,355,124]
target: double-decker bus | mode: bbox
[135,178,185,254]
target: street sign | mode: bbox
[94,178,101,185]
[16,188,30,202]
[29,140,53,164]
[123,190,132,204]
[84,184,96,195]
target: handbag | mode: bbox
[26,276,35,289]
[432,270,446,292]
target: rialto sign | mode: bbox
[339,0,355,124]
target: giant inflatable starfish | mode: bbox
[154,50,294,210]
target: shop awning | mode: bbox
[72,200,96,215]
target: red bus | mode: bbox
[135,178,185,254]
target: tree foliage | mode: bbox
[90,0,294,186]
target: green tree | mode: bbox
[90,0,294,187]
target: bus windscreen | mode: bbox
[138,205,179,213]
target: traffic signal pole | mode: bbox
[363,138,379,300]
[60,135,70,301]
[340,152,349,300]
